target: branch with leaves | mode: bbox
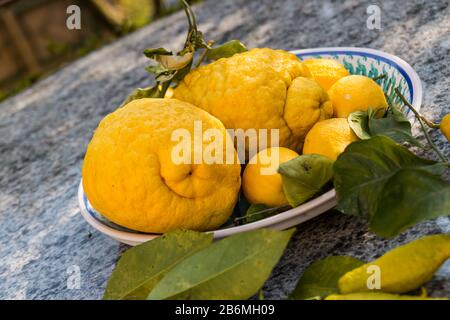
[121,0,246,106]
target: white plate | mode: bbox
[78,181,337,246]
[78,47,422,246]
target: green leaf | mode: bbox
[147,228,295,300]
[206,40,248,60]
[289,256,364,300]
[143,47,173,58]
[369,105,423,147]
[145,65,175,82]
[370,169,450,237]
[103,230,213,300]
[347,107,422,147]
[334,135,450,238]
[120,86,162,107]
[348,111,371,140]
[278,155,334,207]
[244,204,281,223]
[145,64,169,75]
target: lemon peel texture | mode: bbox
[303,58,350,91]
[338,234,450,294]
[174,48,331,153]
[82,98,241,233]
[243,147,299,207]
[328,75,387,118]
[303,118,358,161]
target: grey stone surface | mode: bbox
[0,0,449,299]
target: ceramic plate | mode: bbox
[78,47,422,246]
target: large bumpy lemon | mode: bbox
[303,58,350,91]
[243,147,299,207]
[303,118,358,160]
[174,48,333,153]
[82,98,241,233]
[328,75,388,118]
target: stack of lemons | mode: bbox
[82,48,388,232]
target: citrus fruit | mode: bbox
[243,147,299,207]
[284,77,333,140]
[303,58,349,91]
[303,118,358,160]
[338,234,450,294]
[82,98,241,233]
[174,48,329,153]
[328,75,388,118]
[164,87,174,98]
[325,293,445,300]
[440,113,450,142]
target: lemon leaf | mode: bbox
[206,40,248,60]
[348,106,423,147]
[348,110,371,140]
[120,86,163,106]
[147,228,295,300]
[278,154,334,207]
[103,230,213,300]
[370,169,450,237]
[143,47,173,58]
[242,204,285,223]
[289,256,364,300]
[334,135,450,238]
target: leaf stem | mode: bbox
[181,0,196,31]
[394,88,439,128]
[395,88,447,162]
[195,40,215,68]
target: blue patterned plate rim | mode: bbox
[291,47,422,113]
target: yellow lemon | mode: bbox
[303,58,350,91]
[174,48,333,153]
[325,293,446,300]
[440,114,450,142]
[303,118,358,161]
[284,77,333,140]
[82,98,241,233]
[338,234,450,294]
[243,147,299,207]
[328,75,388,118]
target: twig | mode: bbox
[195,40,215,68]
[394,88,439,128]
[395,88,447,162]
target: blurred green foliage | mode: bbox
[0,0,201,103]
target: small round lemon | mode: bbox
[303,118,358,161]
[243,147,299,207]
[440,114,450,142]
[303,58,350,91]
[328,75,388,118]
